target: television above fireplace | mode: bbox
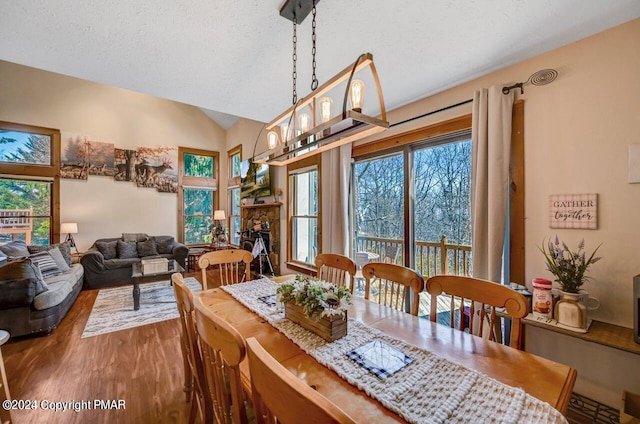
[240,159,272,199]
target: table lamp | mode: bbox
[212,210,227,246]
[60,222,79,254]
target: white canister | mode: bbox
[532,278,553,318]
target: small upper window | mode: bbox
[183,153,214,178]
[1,130,52,166]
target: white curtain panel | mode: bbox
[321,143,352,256]
[471,86,515,283]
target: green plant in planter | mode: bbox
[539,236,602,293]
[276,275,351,320]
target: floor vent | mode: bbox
[567,392,619,424]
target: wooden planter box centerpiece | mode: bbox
[277,275,351,343]
[284,302,347,342]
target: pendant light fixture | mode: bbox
[254,0,389,166]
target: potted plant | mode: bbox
[276,275,351,341]
[539,236,602,328]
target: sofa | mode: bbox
[81,233,188,289]
[0,240,83,337]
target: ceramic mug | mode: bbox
[578,290,600,311]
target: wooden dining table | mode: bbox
[196,284,576,423]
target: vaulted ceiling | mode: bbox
[1,1,639,128]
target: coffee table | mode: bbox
[131,259,185,310]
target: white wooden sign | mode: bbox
[548,193,598,229]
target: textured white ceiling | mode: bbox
[1,1,639,128]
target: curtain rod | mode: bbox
[389,98,472,128]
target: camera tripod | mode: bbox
[250,231,275,277]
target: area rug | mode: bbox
[81,277,202,338]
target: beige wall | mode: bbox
[0,60,226,250]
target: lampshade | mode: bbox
[60,222,78,234]
[213,210,226,221]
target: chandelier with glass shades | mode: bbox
[253,0,389,166]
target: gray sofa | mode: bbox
[0,241,83,337]
[81,234,188,289]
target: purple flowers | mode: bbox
[540,237,603,293]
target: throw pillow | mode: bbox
[0,240,30,258]
[95,240,118,260]
[28,242,73,267]
[154,236,176,254]
[47,247,70,273]
[122,233,149,242]
[117,240,138,259]
[137,238,158,257]
[0,257,48,295]
[29,251,62,279]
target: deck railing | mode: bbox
[0,208,33,244]
[354,234,471,278]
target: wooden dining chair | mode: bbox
[315,253,357,292]
[426,275,529,349]
[198,249,253,289]
[193,295,250,424]
[246,337,356,424]
[361,262,425,316]
[171,273,212,424]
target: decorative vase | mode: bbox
[284,302,347,342]
[554,291,587,329]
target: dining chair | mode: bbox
[193,294,250,424]
[315,253,357,292]
[198,249,253,289]
[245,337,356,424]
[426,275,529,349]
[361,262,425,316]
[171,273,212,424]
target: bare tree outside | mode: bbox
[353,138,472,267]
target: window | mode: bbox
[353,132,472,278]
[287,156,321,269]
[0,121,60,245]
[178,147,219,245]
[228,146,242,246]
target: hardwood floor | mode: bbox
[3,276,199,424]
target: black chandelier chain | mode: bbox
[310,0,318,91]
[292,16,298,105]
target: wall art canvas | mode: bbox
[86,140,115,176]
[60,133,89,180]
[135,146,178,193]
[549,193,598,229]
[114,148,139,182]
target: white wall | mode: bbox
[0,60,226,250]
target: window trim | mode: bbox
[0,121,61,243]
[177,147,220,245]
[286,154,321,273]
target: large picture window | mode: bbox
[178,147,219,245]
[0,121,60,246]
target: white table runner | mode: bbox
[222,279,568,424]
